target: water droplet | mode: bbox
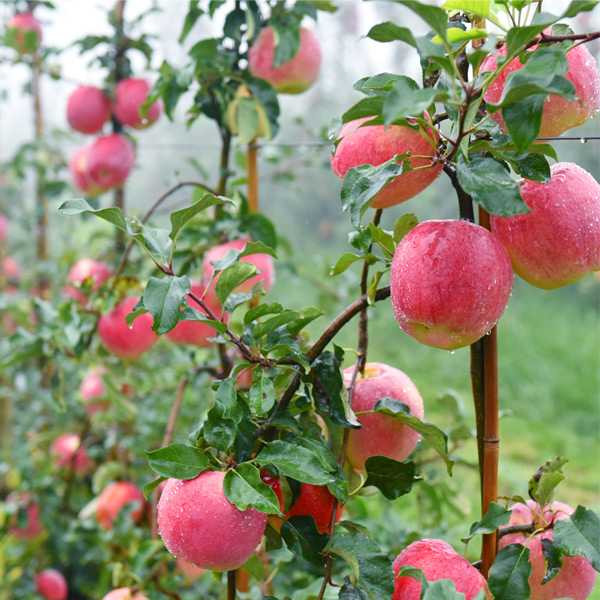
[449,350,455,355]
[580,137,588,144]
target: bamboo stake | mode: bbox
[247,143,259,212]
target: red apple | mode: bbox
[7,492,45,539]
[98,297,157,360]
[96,481,145,530]
[35,569,68,600]
[248,26,321,94]
[498,500,597,600]
[67,86,111,134]
[481,37,600,137]
[331,117,442,208]
[390,220,514,350]
[5,12,42,54]
[51,434,94,476]
[0,213,9,241]
[262,472,344,535]
[102,589,148,600]
[79,367,109,415]
[87,134,135,190]
[166,280,225,347]
[63,258,113,305]
[392,539,490,600]
[69,145,107,196]
[202,238,275,293]
[342,362,424,470]
[157,470,267,571]
[113,78,162,130]
[490,162,600,290]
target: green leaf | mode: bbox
[253,310,301,339]
[528,456,568,508]
[511,152,550,183]
[312,349,361,430]
[325,533,395,600]
[366,22,416,46]
[244,302,283,325]
[179,306,227,334]
[423,579,477,600]
[331,253,365,276]
[143,276,190,335]
[145,444,210,479]
[561,0,597,18]
[354,73,409,97]
[341,156,409,229]
[179,0,203,43]
[541,539,563,584]
[488,544,532,600]
[59,198,127,229]
[215,261,257,305]
[441,0,490,18]
[285,306,324,338]
[397,1,450,42]
[281,515,329,568]
[441,27,487,43]
[462,502,511,542]
[271,20,301,67]
[506,17,555,60]
[249,373,276,416]
[204,379,243,452]
[223,463,282,514]
[143,476,167,500]
[256,440,336,485]
[393,213,419,244]
[368,224,395,257]
[372,398,454,474]
[364,457,419,500]
[553,506,600,571]
[169,193,232,242]
[382,77,440,125]
[456,155,529,217]
[339,580,372,600]
[341,98,385,123]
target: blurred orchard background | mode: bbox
[0,0,599,598]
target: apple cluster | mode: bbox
[331,42,600,351]
[67,79,163,195]
[92,237,275,360]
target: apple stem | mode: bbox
[248,143,259,212]
[227,570,237,600]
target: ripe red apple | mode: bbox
[67,86,111,134]
[157,470,267,571]
[166,280,225,347]
[96,481,145,530]
[113,78,162,130]
[0,213,9,241]
[86,134,135,190]
[498,500,597,600]
[262,471,344,535]
[63,258,113,305]
[490,162,600,290]
[35,569,68,600]
[331,117,442,208]
[202,238,275,293]
[51,434,94,476]
[79,367,109,414]
[5,12,42,54]
[393,539,490,600]
[390,220,514,350]
[481,38,600,137]
[69,145,107,196]
[248,26,321,94]
[7,492,45,539]
[98,297,158,360]
[342,362,424,470]
[102,589,148,600]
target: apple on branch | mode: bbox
[86,134,135,190]
[498,500,598,600]
[393,539,490,600]
[390,220,514,350]
[113,78,163,130]
[157,470,267,571]
[490,162,600,290]
[67,86,111,134]
[95,481,145,530]
[248,26,321,94]
[4,12,42,54]
[331,116,442,208]
[342,362,424,470]
[35,569,68,600]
